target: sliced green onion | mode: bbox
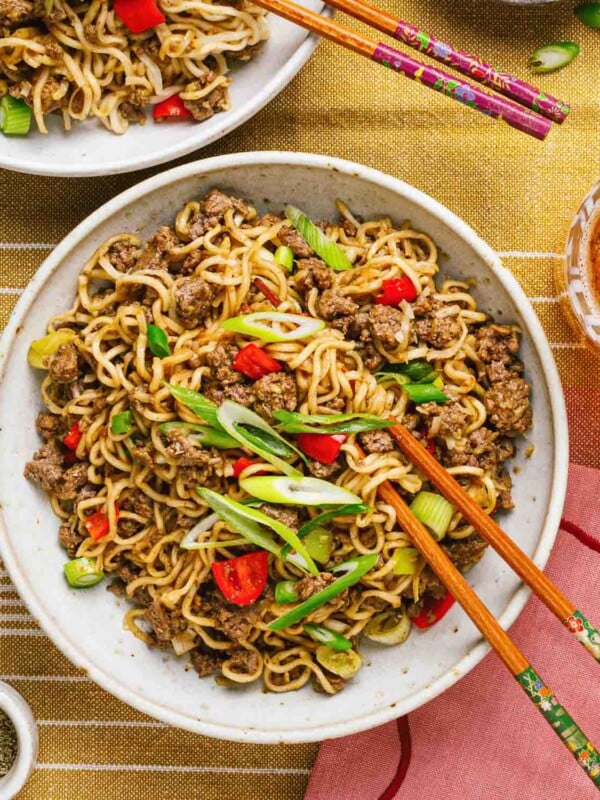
[273,409,393,435]
[198,488,318,575]
[575,3,600,27]
[402,383,449,404]
[377,360,438,384]
[268,554,378,630]
[315,646,361,678]
[238,423,297,460]
[217,400,303,477]
[275,580,300,603]
[274,245,294,272]
[111,411,134,435]
[221,311,325,343]
[280,502,368,563]
[63,557,105,588]
[27,329,77,369]
[167,384,221,429]
[284,206,352,271]
[297,503,370,538]
[147,324,170,357]
[302,527,334,564]
[410,491,454,541]
[364,609,411,645]
[180,498,262,550]
[240,475,362,507]
[391,547,422,575]
[159,421,238,450]
[0,96,32,136]
[530,42,580,73]
[304,623,352,652]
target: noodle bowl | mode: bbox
[24,189,533,694]
[0,0,269,134]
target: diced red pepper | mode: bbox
[297,433,348,465]
[233,343,282,380]
[212,551,269,606]
[412,591,455,629]
[114,0,165,33]
[84,505,120,542]
[63,422,82,451]
[62,449,79,466]
[375,276,418,305]
[232,457,260,478]
[253,277,282,308]
[425,439,435,456]
[152,94,193,123]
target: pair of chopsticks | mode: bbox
[357,423,600,787]
[254,0,569,140]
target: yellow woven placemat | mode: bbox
[2,1,600,797]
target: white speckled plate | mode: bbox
[0,153,568,743]
[0,10,324,178]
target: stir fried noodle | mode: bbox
[0,0,269,133]
[25,190,532,693]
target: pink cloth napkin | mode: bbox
[305,464,600,800]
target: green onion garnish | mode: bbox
[575,3,600,27]
[274,245,294,272]
[285,206,352,271]
[376,360,439,384]
[217,400,304,477]
[410,491,454,541]
[297,503,370,538]
[240,475,363,506]
[302,527,334,565]
[198,488,319,575]
[63,557,105,588]
[275,580,300,604]
[147,324,170,357]
[391,547,421,575]
[268,554,377,630]
[303,623,352,652]
[111,411,134,435]
[0,96,32,136]
[159,421,238,450]
[167,384,221,429]
[401,383,449,404]
[272,410,393,435]
[530,42,580,74]
[221,311,325,343]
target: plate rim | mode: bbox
[0,151,569,742]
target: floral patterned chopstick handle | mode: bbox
[565,610,600,661]
[517,666,600,785]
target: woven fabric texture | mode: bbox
[0,0,598,797]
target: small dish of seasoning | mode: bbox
[0,681,37,799]
[562,181,600,351]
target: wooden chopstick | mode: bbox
[356,443,600,787]
[388,421,600,664]
[325,0,569,124]
[253,0,552,140]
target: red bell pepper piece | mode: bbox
[232,457,260,478]
[375,276,417,305]
[84,505,120,542]
[233,343,282,380]
[63,422,82,451]
[253,277,282,308]
[297,433,347,465]
[412,591,455,629]
[212,551,269,606]
[114,0,165,33]
[152,94,193,123]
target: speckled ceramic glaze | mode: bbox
[0,153,568,743]
[0,9,324,178]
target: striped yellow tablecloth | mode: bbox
[2,1,600,797]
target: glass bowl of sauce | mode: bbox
[562,181,600,351]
